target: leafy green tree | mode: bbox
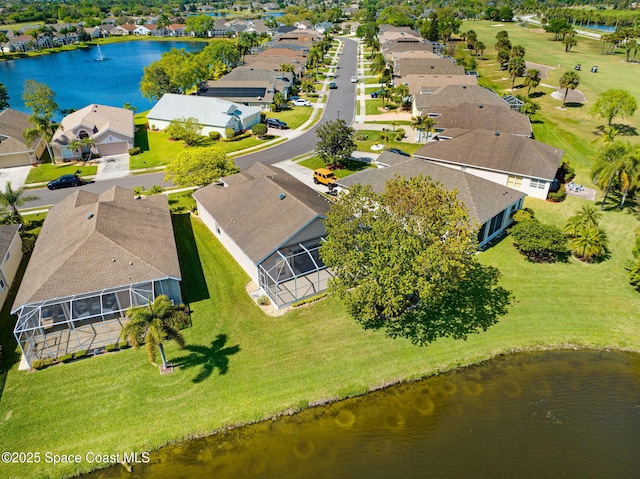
[315,119,356,167]
[0,82,8,111]
[272,91,287,112]
[0,32,8,57]
[523,68,541,96]
[140,49,207,100]
[424,11,440,41]
[320,175,510,345]
[0,182,39,216]
[510,45,525,58]
[199,41,241,73]
[165,117,203,146]
[629,259,640,292]
[510,218,568,263]
[558,71,580,108]
[497,47,511,70]
[589,89,638,127]
[185,14,214,37]
[300,79,315,95]
[165,147,239,187]
[121,295,189,370]
[22,80,58,162]
[545,18,573,41]
[252,123,267,138]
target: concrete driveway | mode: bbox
[95,154,130,180]
[0,165,33,191]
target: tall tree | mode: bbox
[508,56,526,88]
[185,14,214,37]
[589,89,638,127]
[562,33,577,52]
[315,119,356,167]
[591,141,639,209]
[22,80,58,162]
[320,175,509,345]
[558,71,580,108]
[523,68,541,96]
[121,295,189,371]
[411,115,436,142]
[165,147,239,187]
[0,32,8,57]
[0,82,9,111]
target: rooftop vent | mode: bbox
[278,193,286,200]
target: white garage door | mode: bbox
[98,142,128,156]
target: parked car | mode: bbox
[387,148,410,157]
[292,98,312,107]
[350,76,358,83]
[266,118,289,129]
[370,88,388,99]
[329,82,337,89]
[313,168,337,186]
[47,172,86,190]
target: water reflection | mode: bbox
[85,351,640,479]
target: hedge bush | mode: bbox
[105,344,118,352]
[208,131,221,141]
[118,341,130,349]
[220,132,251,142]
[257,295,270,306]
[292,292,330,307]
[128,147,141,156]
[75,350,88,359]
[31,358,55,370]
[60,353,74,363]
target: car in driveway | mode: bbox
[387,148,410,157]
[47,172,86,190]
[370,88,388,98]
[292,98,312,107]
[329,82,337,89]
[266,118,289,129]
[350,76,358,83]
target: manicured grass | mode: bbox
[25,163,97,184]
[364,76,382,85]
[460,20,640,184]
[268,106,315,129]
[167,190,196,214]
[2,197,640,479]
[354,129,424,155]
[365,100,400,115]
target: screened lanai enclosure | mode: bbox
[258,239,333,308]
[13,278,182,365]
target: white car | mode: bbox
[292,98,312,107]
[350,76,358,83]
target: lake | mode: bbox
[83,350,640,478]
[0,41,206,116]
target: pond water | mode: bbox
[84,350,640,479]
[0,41,206,115]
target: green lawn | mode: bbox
[25,163,98,184]
[2,197,640,479]
[353,129,423,155]
[460,20,640,184]
[365,100,400,115]
[268,106,315,129]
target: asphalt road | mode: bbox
[23,37,359,209]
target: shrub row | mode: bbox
[292,292,330,308]
[30,342,131,370]
[220,132,252,142]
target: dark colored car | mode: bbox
[387,148,410,157]
[266,118,289,129]
[370,88,387,98]
[329,82,337,89]
[47,172,86,190]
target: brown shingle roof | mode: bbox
[52,104,133,147]
[12,187,181,309]
[414,84,508,111]
[338,153,525,224]
[414,130,564,180]
[396,58,464,77]
[0,224,20,257]
[430,104,532,137]
[193,162,331,264]
[402,73,477,95]
[0,109,42,155]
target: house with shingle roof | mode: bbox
[402,73,477,96]
[427,103,532,138]
[395,58,465,79]
[51,104,134,161]
[413,84,509,116]
[199,80,277,109]
[12,186,183,367]
[0,225,22,311]
[193,162,334,309]
[413,130,564,199]
[0,109,48,167]
[338,152,525,247]
[147,94,261,137]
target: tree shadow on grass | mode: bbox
[173,334,241,383]
[529,91,546,99]
[134,125,150,152]
[171,214,209,304]
[612,124,638,137]
[383,263,512,346]
[563,102,584,109]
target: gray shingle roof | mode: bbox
[0,109,42,155]
[0,224,20,257]
[52,104,133,147]
[396,58,464,77]
[12,187,181,309]
[193,162,332,264]
[414,130,564,180]
[338,153,525,224]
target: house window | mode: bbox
[507,175,523,188]
[488,210,505,237]
[0,277,5,291]
[78,130,89,140]
[530,178,547,189]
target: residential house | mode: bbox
[199,81,277,110]
[51,104,134,161]
[0,109,48,167]
[193,162,333,308]
[413,129,564,199]
[395,58,465,79]
[12,186,183,367]
[402,74,477,97]
[0,225,23,311]
[295,20,311,29]
[337,152,526,247]
[413,84,509,116]
[108,25,132,36]
[167,23,187,36]
[147,94,261,137]
[315,21,334,33]
[216,67,294,98]
[119,24,137,35]
[133,24,156,35]
[83,26,103,38]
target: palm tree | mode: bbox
[81,137,96,161]
[411,115,436,142]
[120,295,188,371]
[569,225,608,262]
[68,139,81,158]
[564,205,602,237]
[0,182,39,216]
[475,41,485,58]
[279,64,294,73]
[559,71,580,108]
[508,56,526,89]
[523,68,540,96]
[377,131,392,150]
[590,141,639,209]
[371,53,387,75]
